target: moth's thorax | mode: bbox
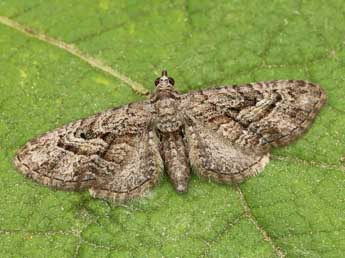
[153,94,182,133]
[151,85,179,99]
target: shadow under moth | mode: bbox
[14,70,326,201]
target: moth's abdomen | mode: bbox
[156,115,182,133]
[159,131,190,192]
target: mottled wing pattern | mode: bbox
[184,115,270,183]
[14,102,163,201]
[181,80,326,183]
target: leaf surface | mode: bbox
[0,1,344,257]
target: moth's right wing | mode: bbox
[14,102,163,201]
[180,80,325,183]
[181,80,325,151]
[182,114,270,184]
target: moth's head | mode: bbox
[154,69,175,89]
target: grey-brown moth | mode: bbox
[14,70,326,201]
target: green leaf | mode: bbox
[0,1,344,257]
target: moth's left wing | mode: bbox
[14,102,163,201]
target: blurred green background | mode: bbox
[0,1,344,257]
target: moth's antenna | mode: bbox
[162,69,168,77]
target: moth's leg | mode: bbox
[159,130,190,192]
[89,129,163,202]
[184,117,269,184]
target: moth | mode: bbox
[14,70,326,201]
